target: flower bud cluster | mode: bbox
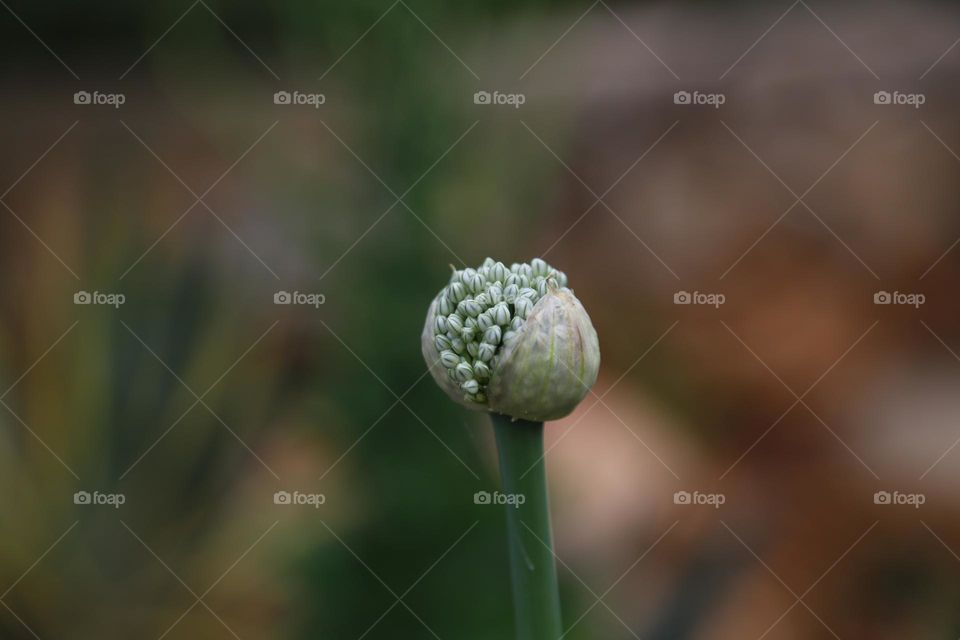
[430,258,568,404]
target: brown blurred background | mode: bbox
[1,1,960,638]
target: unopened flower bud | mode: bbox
[484,325,502,345]
[422,258,600,421]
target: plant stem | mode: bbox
[491,413,562,640]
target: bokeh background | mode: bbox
[2,0,960,638]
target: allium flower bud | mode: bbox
[422,257,600,421]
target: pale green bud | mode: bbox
[440,350,460,368]
[462,379,480,395]
[483,325,502,344]
[462,269,484,293]
[503,284,519,303]
[487,285,503,305]
[514,296,533,319]
[473,360,491,381]
[492,303,511,326]
[531,258,548,277]
[463,300,483,317]
[435,334,451,351]
[478,342,495,362]
[467,341,479,358]
[439,296,453,315]
[455,362,474,382]
[447,314,463,333]
[435,315,448,334]
[477,313,494,331]
[449,282,466,302]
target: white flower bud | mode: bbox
[531,258,548,277]
[514,296,533,319]
[450,337,465,354]
[503,284,519,303]
[461,379,480,395]
[435,315,448,334]
[461,327,476,342]
[477,313,494,331]
[463,300,482,317]
[535,278,548,297]
[447,314,464,333]
[487,285,503,305]
[483,325,502,345]
[435,334,451,351]
[449,282,466,302]
[478,342,495,362]
[467,341,479,358]
[439,296,453,315]
[440,350,460,368]
[455,362,474,382]
[493,303,511,326]
[473,361,491,381]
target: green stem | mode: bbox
[491,413,562,640]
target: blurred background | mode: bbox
[2,0,960,638]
